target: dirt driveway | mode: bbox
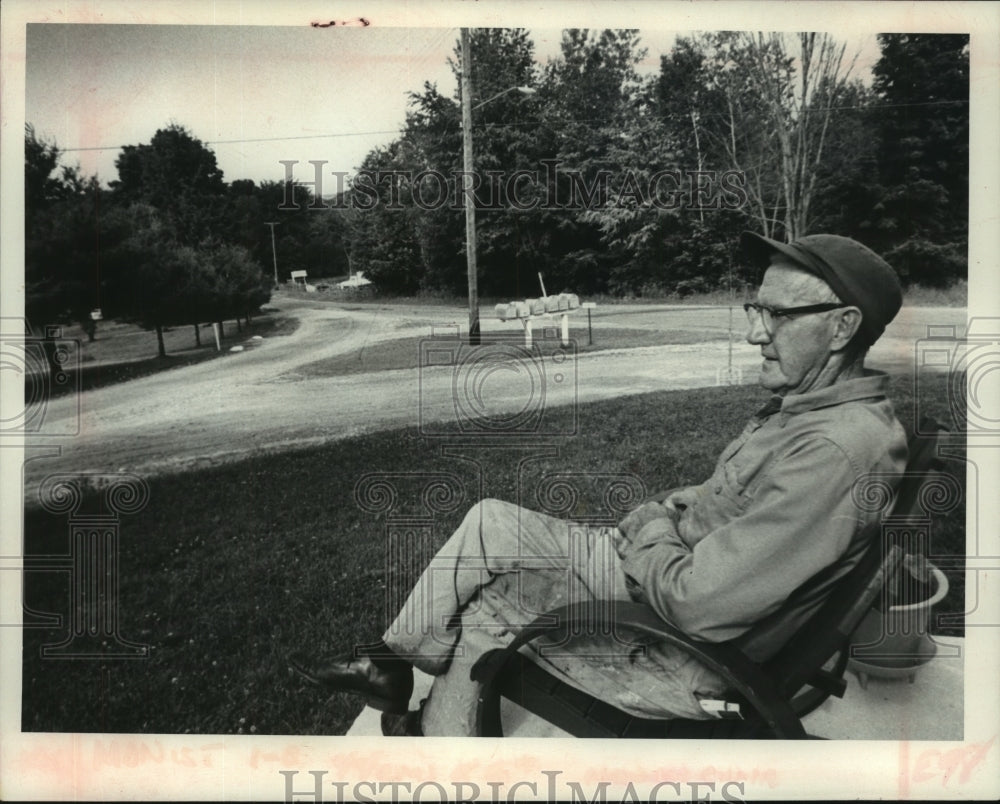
[19,296,965,501]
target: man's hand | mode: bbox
[612,527,631,561]
[614,500,683,560]
[618,501,675,539]
[665,487,696,512]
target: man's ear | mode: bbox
[830,306,863,351]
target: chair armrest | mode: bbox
[472,601,806,738]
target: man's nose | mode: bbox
[746,314,770,345]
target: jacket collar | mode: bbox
[775,369,890,416]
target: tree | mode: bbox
[535,29,652,294]
[345,29,544,296]
[102,205,270,358]
[100,204,194,357]
[660,33,860,243]
[803,81,883,241]
[202,243,272,325]
[657,37,716,224]
[25,124,64,213]
[759,33,855,240]
[873,34,968,210]
[224,178,344,282]
[869,34,969,285]
[25,125,106,380]
[346,144,426,295]
[27,121,281,362]
[111,124,227,246]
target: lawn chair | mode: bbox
[470,420,950,738]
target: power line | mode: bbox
[60,27,462,155]
[59,129,406,153]
[53,97,967,154]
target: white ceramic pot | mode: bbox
[847,558,949,687]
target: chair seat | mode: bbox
[496,651,775,739]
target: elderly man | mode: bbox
[290,232,908,736]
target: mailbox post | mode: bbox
[582,302,597,345]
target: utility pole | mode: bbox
[265,221,280,288]
[460,27,480,345]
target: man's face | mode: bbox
[747,261,839,396]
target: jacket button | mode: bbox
[714,484,723,494]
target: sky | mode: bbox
[25,24,880,188]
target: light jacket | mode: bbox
[622,370,908,661]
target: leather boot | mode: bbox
[288,648,414,714]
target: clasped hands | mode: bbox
[613,497,681,560]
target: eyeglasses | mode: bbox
[743,302,849,336]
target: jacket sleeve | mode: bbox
[620,436,862,643]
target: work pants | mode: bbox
[383,499,727,736]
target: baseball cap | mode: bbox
[740,231,903,347]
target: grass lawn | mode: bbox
[288,325,730,380]
[21,371,966,736]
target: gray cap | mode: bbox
[740,231,903,346]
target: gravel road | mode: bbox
[19,297,965,501]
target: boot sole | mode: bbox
[288,658,411,714]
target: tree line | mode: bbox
[25,30,967,357]
[26,124,286,361]
[343,30,967,297]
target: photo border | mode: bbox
[2,1,998,800]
